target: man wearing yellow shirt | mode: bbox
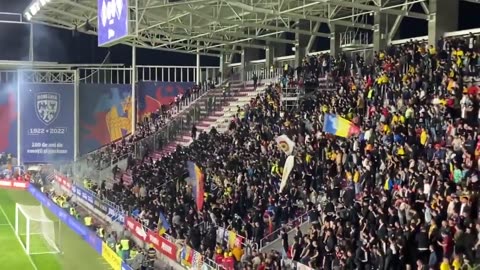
[420,128,428,146]
[439,257,451,270]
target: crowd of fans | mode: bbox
[79,34,480,270]
[85,83,212,171]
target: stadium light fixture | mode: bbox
[23,0,51,21]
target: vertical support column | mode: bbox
[373,9,387,52]
[294,45,306,69]
[196,49,201,84]
[240,49,246,81]
[131,44,137,134]
[329,24,341,57]
[294,20,309,68]
[428,0,459,46]
[219,53,224,83]
[265,43,274,77]
[29,24,34,62]
[74,69,79,161]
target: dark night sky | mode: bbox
[1,0,480,65]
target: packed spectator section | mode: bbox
[75,33,480,270]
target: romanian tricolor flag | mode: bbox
[187,161,205,211]
[323,114,360,138]
[180,246,194,267]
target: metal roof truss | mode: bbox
[26,0,431,57]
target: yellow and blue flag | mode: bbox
[158,211,170,236]
[323,114,360,138]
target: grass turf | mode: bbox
[0,188,110,270]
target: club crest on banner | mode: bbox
[35,92,60,126]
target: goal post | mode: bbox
[15,203,61,255]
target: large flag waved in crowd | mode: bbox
[187,161,205,212]
[323,114,360,138]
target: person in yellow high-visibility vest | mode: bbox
[120,238,130,260]
[69,207,76,217]
[97,227,104,239]
[115,242,122,257]
[84,216,92,228]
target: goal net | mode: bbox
[15,203,60,255]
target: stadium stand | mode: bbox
[75,33,480,270]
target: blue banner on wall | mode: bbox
[0,84,17,155]
[137,81,194,120]
[20,83,75,163]
[72,184,125,224]
[79,83,132,155]
[28,184,103,253]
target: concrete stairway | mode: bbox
[260,214,313,254]
[116,79,274,185]
[149,79,272,156]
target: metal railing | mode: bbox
[133,87,227,159]
[74,81,214,171]
[259,210,311,249]
[134,218,223,270]
[245,67,283,82]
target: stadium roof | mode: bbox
[24,0,431,57]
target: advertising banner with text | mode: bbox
[53,171,72,191]
[72,184,125,224]
[0,179,29,189]
[20,83,75,163]
[124,216,177,261]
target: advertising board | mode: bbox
[97,0,129,46]
[0,179,29,189]
[72,184,125,224]
[124,216,177,261]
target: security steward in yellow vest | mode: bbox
[84,216,92,228]
[120,238,130,260]
[69,207,76,217]
[97,227,104,239]
[116,242,122,257]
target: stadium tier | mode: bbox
[50,34,480,270]
[2,1,480,270]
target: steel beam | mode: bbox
[154,30,266,49]
[325,0,429,20]
[388,3,410,42]
[184,7,331,38]
[306,21,321,53]
[223,0,373,30]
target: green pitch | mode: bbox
[0,188,110,270]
